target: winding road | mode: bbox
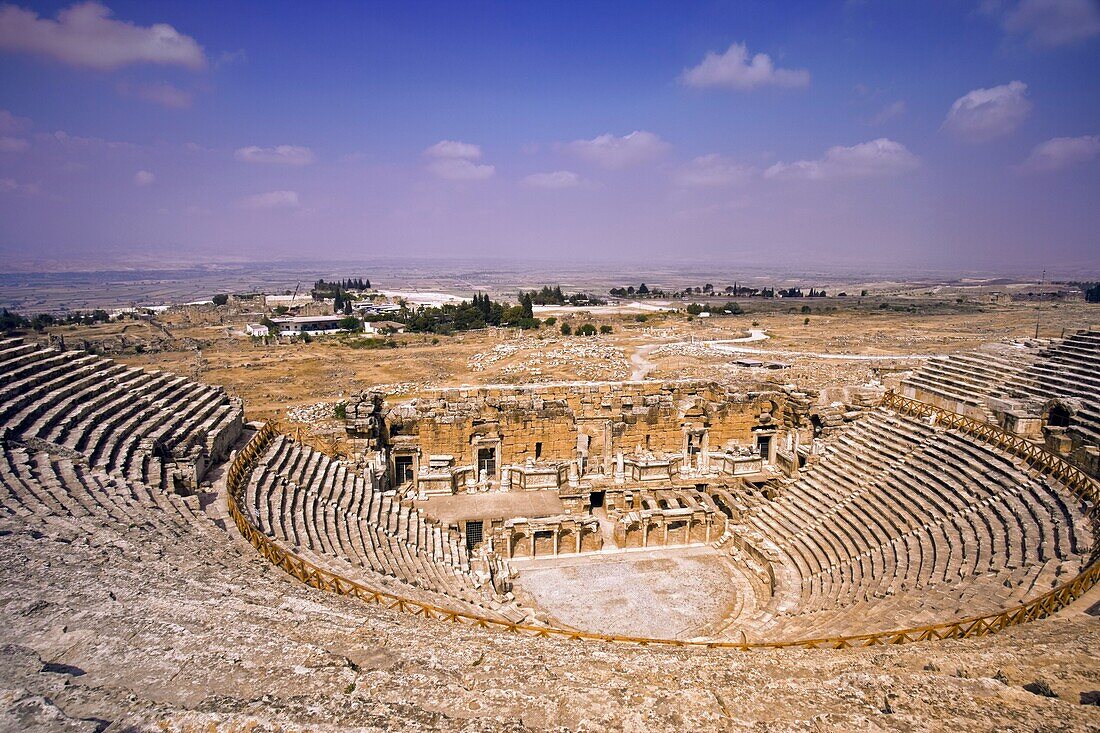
[628,328,927,380]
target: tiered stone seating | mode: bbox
[0,338,242,486]
[735,409,1092,641]
[995,328,1100,446]
[901,342,1041,421]
[245,434,522,621]
[0,443,208,544]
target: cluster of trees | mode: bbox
[559,322,612,336]
[332,290,354,315]
[609,283,659,297]
[776,287,828,298]
[685,302,745,316]
[522,285,607,306]
[1,308,112,334]
[311,278,372,313]
[402,292,540,334]
[312,277,370,297]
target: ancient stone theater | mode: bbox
[0,329,1098,728]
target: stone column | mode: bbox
[642,521,649,547]
[553,529,559,556]
[530,533,536,557]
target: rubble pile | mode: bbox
[466,338,547,371]
[286,401,335,424]
[467,339,630,382]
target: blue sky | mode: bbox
[1,1,1098,272]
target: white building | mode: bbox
[245,323,270,337]
[270,315,350,336]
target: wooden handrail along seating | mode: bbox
[224,392,1099,650]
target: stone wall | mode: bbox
[379,380,785,473]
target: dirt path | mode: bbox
[705,343,929,361]
[632,328,927,368]
[629,329,770,379]
[629,344,659,380]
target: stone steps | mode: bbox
[735,410,1092,640]
[244,436,514,618]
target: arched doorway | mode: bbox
[1047,404,1071,428]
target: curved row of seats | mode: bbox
[996,329,1100,446]
[0,443,210,544]
[901,342,1040,421]
[245,434,523,621]
[0,337,242,487]
[901,329,1100,450]
[735,409,1091,641]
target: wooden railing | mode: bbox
[224,398,1099,650]
[880,390,1098,513]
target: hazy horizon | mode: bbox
[1,1,1099,273]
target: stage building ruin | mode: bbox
[342,380,800,560]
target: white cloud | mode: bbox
[0,1,206,70]
[680,42,809,90]
[424,140,483,159]
[521,170,582,189]
[867,100,907,126]
[238,190,300,209]
[1018,135,1100,172]
[765,138,920,181]
[0,136,29,152]
[427,158,496,180]
[566,131,670,169]
[674,154,755,187]
[234,145,315,166]
[942,81,1031,142]
[423,139,495,180]
[997,0,1100,48]
[118,81,193,109]
[0,109,31,134]
[133,169,155,186]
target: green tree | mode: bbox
[599,324,613,334]
[337,316,362,332]
[212,293,229,306]
[560,322,572,336]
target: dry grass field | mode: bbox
[55,298,1090,429]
